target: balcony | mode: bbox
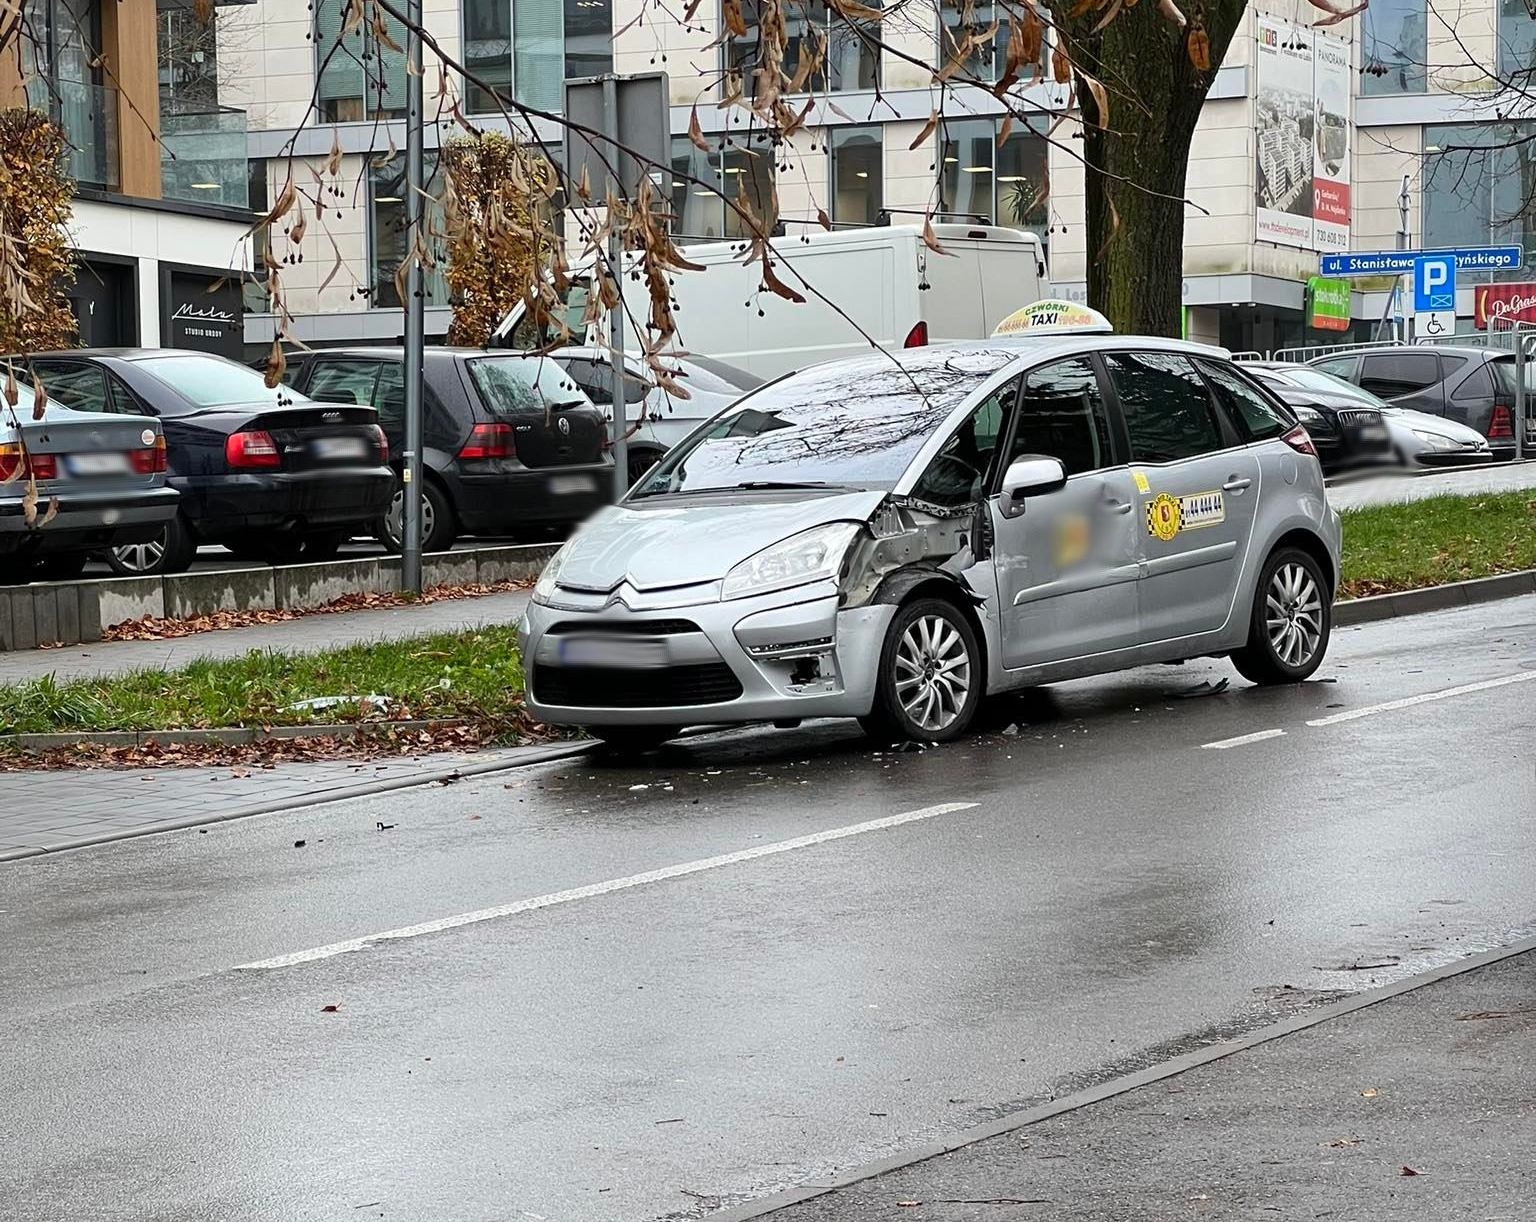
[160,102,250,209]
[26,78,120,193]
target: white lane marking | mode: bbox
[1306,671,1536,728]
[1201,728,1287,750]
[235,801,981,971]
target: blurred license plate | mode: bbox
[65,452,130,476]
[550,474,597,496]
[311,436,369,460]
[558,636,668,668]
[1360,426,1389,442]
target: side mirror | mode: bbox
[998,455,1067,519]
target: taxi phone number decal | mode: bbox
[1145,490,1224,542]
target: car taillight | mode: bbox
[458,422,514,460]
[1282,424,1318,458]
[1488,404,1514,440]
[225,430,282,469]
[903,321,929,348]
[130,435,167,474]
[0,443,56,480]
[369,424,389,463]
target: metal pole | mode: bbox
[1518,332,1529,462]
[1396,176,1410,344]
[603,74,629,502]
[401,0,426,593]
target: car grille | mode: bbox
[1335,409,1382,428]
[543,618,701,636]
[533,662,743,707]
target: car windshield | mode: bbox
[468,355,590,418]
[135,354,297,408]
[1264,366,1387,406]
[632,349,1016,498]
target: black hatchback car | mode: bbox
[1307,345,1524,460]
[19,350,393,573]
[281,347,611,552]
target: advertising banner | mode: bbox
[1474,282,1536,329]
[1255,18,1352,253]
[1306,275,1351,330]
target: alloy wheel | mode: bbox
[112,533,166,575]
[1265,561,1324,669]
[894,613,972,734]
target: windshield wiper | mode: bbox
[632,480,858,500]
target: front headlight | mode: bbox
[1411,429,1457,451]
[721,522,861,602]
[532,543,570,604]
[1293,405,1327,428]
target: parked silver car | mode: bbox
[519,336,1342,748]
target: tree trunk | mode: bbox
[1062,2,1246,337]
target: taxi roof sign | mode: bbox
[992,300,1114,337]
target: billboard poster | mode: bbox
[1474,282,1536,329]
[1255,18,1352,252]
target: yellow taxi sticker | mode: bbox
[1146,493,1182,542]
[1132,471,1150,494]
[1145,491,1225,542]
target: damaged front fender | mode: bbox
[841,495,988,610]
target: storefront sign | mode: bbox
[1254,18,1352,254]
[160,266,244,359]
[1305,276,1351,331]
[1473,282,1536,329]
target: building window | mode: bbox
[370,154,450,308]
[939,117,1047,234]
[1499,0,1536,83]
[245,160,270,315]
[938,0,1050,84]
[829,126,882,226]
[728,0,879,96]
[669,133,775,239]
[464,0,513,113]
[315,0,408,121]
[1361,0,1426,94]
[1423,123,1536,283]
[506,0,614,114]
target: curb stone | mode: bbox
[0,719,471,751]
[702,937,1536,1222]
[1333,567,1536,627]
[0,740,592,863]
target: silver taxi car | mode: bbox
[519,324,1341,749]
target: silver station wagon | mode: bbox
[519,321,1341,749]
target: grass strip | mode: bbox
[1339,490,1536,599]
[0,626,528,739]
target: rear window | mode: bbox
[467,355,590,418]
[134,354,295,408]
[1486,356,1536,400]
[1198,360,1293,441]
[1358,352,1441,399]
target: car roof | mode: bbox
[1310,344,1501,360]
[940,333,1232,363]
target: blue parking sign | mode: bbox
[1413,255,1457,312]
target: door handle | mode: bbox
[1104,498,1134,515]
[1223,477,1253,492]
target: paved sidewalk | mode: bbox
[1329,458,1536,511]
[764,947,1536,1222]
[0,738,584,860]
[0,588,531,683]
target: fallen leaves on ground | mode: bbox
[102,578,533,642]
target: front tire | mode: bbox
[1231,547,1332,685]
[106,513,197,576]
[860,597,982,743]
[586,725,681,754]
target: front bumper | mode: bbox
[520,579,894,727]
[449,463,614,533]
[0,487,180,555]
[175,469,394,538]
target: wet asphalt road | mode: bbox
[3,596,1536,1222]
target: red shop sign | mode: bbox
[1474,282,1536,329]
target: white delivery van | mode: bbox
[495,223,1047,380]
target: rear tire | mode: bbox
[106,513,197,576]
[859,597,982,744]
[376,478,455,554]
[586,725,681,754]
[1231,547,1332,685]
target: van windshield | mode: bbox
[631,348,1015,498]
[509,278,593,349]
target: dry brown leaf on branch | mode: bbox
[687,105,711,153]
[1187,24,1211,70]
[1091,0,1123,31]
[760,257,806,304]
[923,217,956,257]
[324,132,344,179]
[192,0,213,23]
[342,0,364,36]
[912,109,939,150]
[3,366,16,410]
[21,475,37,526]
[30,369,46,418]
[828,0,883,20]
[263,339,287,390]
[1310,0,1367,26]
[722,0,747,37]
[1051,45,1071,84]
[1082,72,1111,128]
[1068,0,1097,17]
[816,207,833,231]
[40,495,58,526]
[997,115,1015,146]
[1157,0,1188,27]
[1093,195,1121,263]
[371,7,403,52]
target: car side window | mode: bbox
[1451,364,1494,401]
[1007,357,1113,477]
[1104,352,1225,463]
[30,361,114,413]
[374,363,406,433]
[1197,360,1291,441]
[306,360,382,408]
[1359,352,1440,399]
[909,376,1020,509]
[560,357,646,406]
[1311,356,1356,380]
